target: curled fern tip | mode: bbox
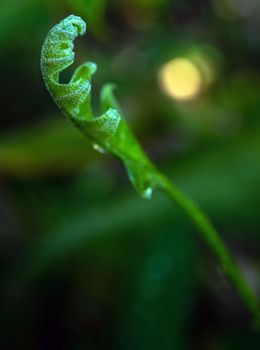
[40,14,158,199]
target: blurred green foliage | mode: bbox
[0,0,260,349]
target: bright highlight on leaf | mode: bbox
[158,58,202,101]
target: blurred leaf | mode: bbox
[117,223,197,350]
[0,117,94,177]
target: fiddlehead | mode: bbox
[41,14,160,198]
[41,15,260,326]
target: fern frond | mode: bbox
[41,15,260,326]
[41,14,158,198]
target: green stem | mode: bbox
[156,172,260,328]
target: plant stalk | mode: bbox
[156,173,260,328]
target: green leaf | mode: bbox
[0,118,93,177]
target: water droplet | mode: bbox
[93,143,106,154]
[142,187,153,200]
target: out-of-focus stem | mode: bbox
[156,173,260,328]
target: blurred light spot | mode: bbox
[158,58,202,101]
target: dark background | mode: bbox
[0,0,260,349]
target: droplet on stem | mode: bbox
[142,187,153,200]
[93,143,106,154]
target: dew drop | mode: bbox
[142,187,153,200]
[93,143,106,154]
